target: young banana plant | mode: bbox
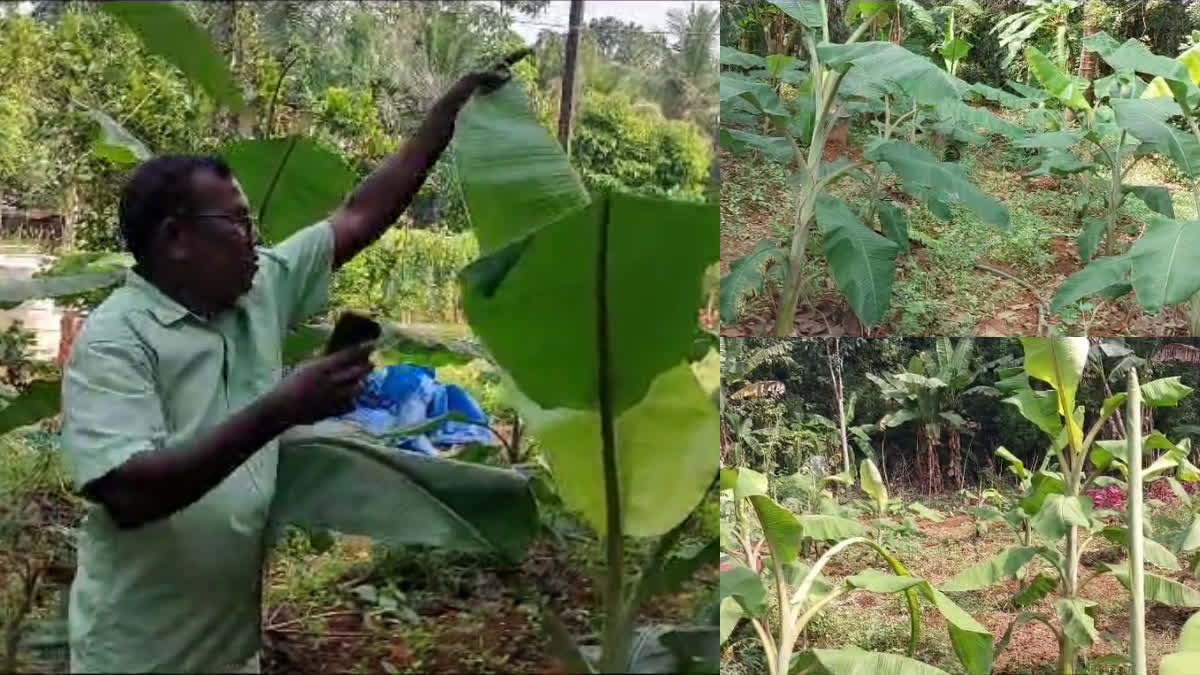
[721,465,994,675]
[940,338,1200,675]
[719,0,1013,335]
[1044,32,1200,334]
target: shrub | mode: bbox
[330,227,477,323]
[572,90,710,200]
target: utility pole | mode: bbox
[557,0,585,153]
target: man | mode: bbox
[59,53,523,673]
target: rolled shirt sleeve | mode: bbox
[61,338,167,490]
[263,220,336,330]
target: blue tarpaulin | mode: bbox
[339,364,497,456]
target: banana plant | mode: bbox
[1011,43,1170,272]
[720,466,994,675]
[971,446,1041,551]
[453,71,720,672]
[719,0,1012,335]
[901,0,983,77]
[939,338,1200,675]
[993,0,1079,75]
[1046,32,1200,334]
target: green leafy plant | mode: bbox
[718,0,1012,335]
[1043,33,1200,334]
[868,338,994,494]
[453,72,719,672]
[993,0,1079,75]
[720,465,993,675]
[903,0,983,77]
[939,337,1200,674]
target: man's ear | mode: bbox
[156,218,189,263]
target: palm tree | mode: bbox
[657,3,718,134]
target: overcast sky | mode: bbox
[505,1,720,45]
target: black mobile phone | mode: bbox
[324,311,382,356]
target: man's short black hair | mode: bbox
[118,154,233,264]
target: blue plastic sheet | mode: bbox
[339,364,497,456]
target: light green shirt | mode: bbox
[60,221,334,673]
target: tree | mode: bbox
[658,3,719,134]
[869,338,993,493]
[587,16,668,71]
[993,0,1080,75]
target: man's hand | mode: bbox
[461,48,533,94]
[267,342,375,426]
[328,48,532,268]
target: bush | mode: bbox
[330,227,477,323]
[572,91,710,200]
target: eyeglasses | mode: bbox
[173,211,261,245]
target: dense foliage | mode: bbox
[0,0,715,253]
[723,337,1200,489]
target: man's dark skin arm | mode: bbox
[83,343,374,530]
[330,50,530,268]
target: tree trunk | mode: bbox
[917,424,943,494]
[826,338,852,479]
[1078,1,1100,105]
[946,426,963,491]
[556,0,585,153]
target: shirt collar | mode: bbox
[123,268,192,326]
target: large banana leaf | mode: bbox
[720,46,766,69]
[811,648,950,675]
[1055,597,1099,648]
[0,270,125,310]
[719,241,786,323]
[220,137,356,245]
[1128,216,1200,313]
[1050,255,1132,314]
[1025,46,1091,112]
[719,74,790,120]
[1084,32,1200,109]
[455,80,716,539]
[721,128,795,164]
[1030,494,1092,541]
[454,83,590,255]
[721,564,767,616]
[827,571,991,674]
[818,42,960,105]
[813,194,900,326]
[866,139,1009,228]
[100,1,244,112]
[1141,377,1195,407]
[1124,185,1175,219]
[1111,98,1200,179]
[1019,338,1088,444]
[720,466,769,501]
[1110,565,1200,607]
[508,363,716,537]
[768,0,824,28]
[941,546,1037,592]
[459,191,715,414]
[748,494,805,564]
[267,422,537,562]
